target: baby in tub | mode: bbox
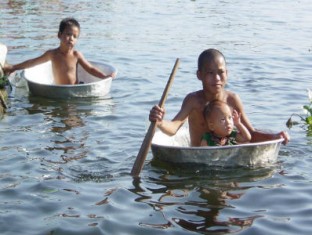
[200,100,251,146]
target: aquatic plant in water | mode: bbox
[0,75,9,89]
[0,64,9,89]
[287,89,312,135]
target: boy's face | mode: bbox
[207,105,234,137]
[197,57,228,94]
[58,26,80,49]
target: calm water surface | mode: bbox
[1,1,312,234]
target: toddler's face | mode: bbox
[208,105,234,137]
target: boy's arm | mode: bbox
[250,130,289,144]
[231,93,290,144]
[149,94,193,136]
[76,52,113,79]
[149,106,186,136]
[4,51,51,73]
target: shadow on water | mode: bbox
[128,163,276,234]
[24,95,115,164]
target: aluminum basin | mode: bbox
[151,128,283,168]
[22,61,117,99]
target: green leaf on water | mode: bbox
[304,105,312,113]
[306,116,312,125]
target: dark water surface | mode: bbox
[1,1,312,234]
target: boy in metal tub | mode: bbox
[4,17,115,85]
[149,49,289,146]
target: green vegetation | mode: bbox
[287,89,312,135]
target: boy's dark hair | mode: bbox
[197,48,226,71]
[59,17,80,34]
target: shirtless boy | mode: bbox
[4,17,114,85]
[149,48,290,146]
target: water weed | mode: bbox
[287,89,312,135]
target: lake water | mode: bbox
[1,0,312,234]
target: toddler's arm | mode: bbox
[200,138,208,146]
[233,109,251,143]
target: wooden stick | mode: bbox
[131,58,180,176]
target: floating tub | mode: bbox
[21,61,117,99]
[151,128,283,168]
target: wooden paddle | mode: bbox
[131,58,180,177]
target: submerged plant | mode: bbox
[0,75,9,89]
[287,89,312,135]
[0,64,9,89]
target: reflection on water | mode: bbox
[44,103,88,164]
[23,96,115,165]
[128,167,275,234]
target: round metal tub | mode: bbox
[21,61,117,99]
[151,128,283,168]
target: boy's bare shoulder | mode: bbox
[224,90,243,108]
[185,90,204,102]
[46,48,58,54]
[73,50,83,58]
[224,89,240,100]
[183,90,205,109]
[44,48,61,59]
